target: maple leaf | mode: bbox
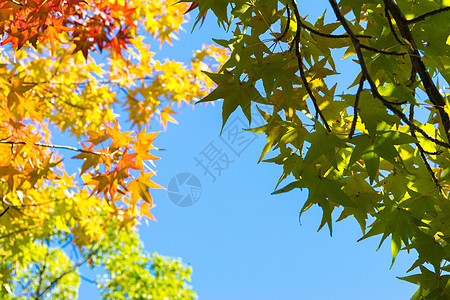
[184,1,199,14]
[198,70,261,131]
[140,200,156,221]
[183,1,207,26]
[2,24,39,49]
[42,16,73,56]
[109,1,137,29]
[72,145,105,174]
[115,149,138,171]
[104,121,133,150]
[6,75,36,118]
[160,105,178,129]
[108,29,132,58]
[129,173,163,220]
[133,129,160,171]
[72,29,96,59]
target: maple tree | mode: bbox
[0,0,228,298]
[187,0,450,298]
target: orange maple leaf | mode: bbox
[104,121,134,150]
[140,201,156,221]
[43,16,73,56]
[134,129,160,170]
[160,105,178,129]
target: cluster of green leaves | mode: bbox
[190,0,450,298]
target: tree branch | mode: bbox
[383,0,450,143]
[34,248,50,300]
[299,19,372,39]
[359,44,406,56]
[291,0,331,132]
[0,140,109,156]
[384,6,405,46]
[0,206,9,217]
[275,5,291,43]
[406,6,450,24]
[409,104,440,188]
[328,0,450,149]
[349,74,365,139]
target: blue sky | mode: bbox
[78,1,420,299]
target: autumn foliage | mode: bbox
[0,0,227,297]
[4,0,450,298]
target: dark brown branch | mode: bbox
[328,0,450,149]
[349,74,365,139]
[291,0,331,132]
[384,0,450,143]
[359,44,406,56]
[403,67,439,155]
[420,148,443,156]
[409,104,440,187]
[299,19,372,39]
[275,6,291,42]
[0,206,9,217]
[384,6,405,46]
[406,67,440,159]
[0,140,109,156]
[406,7,450,24]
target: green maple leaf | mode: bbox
[256,53,296,98]
[273,166,353,235]
[348,132,414,183]
[351,90,399,135]
[197,70,261,130]
[304,121,345,170]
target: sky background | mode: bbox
[76,1,420,299]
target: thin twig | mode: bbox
[384,6,405,46]
[0,207,9,217]
[359,44,406,56]
[34,248,50,300]
[406,7,450,24]
[275,6,291,43]
[300,19,372,39]
[410,103,440,188]
[291,0,331,132]
[348,74,365,139]
[0,140,109,156]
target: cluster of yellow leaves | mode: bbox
[133,0,188,46]
[0,174,132,284]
